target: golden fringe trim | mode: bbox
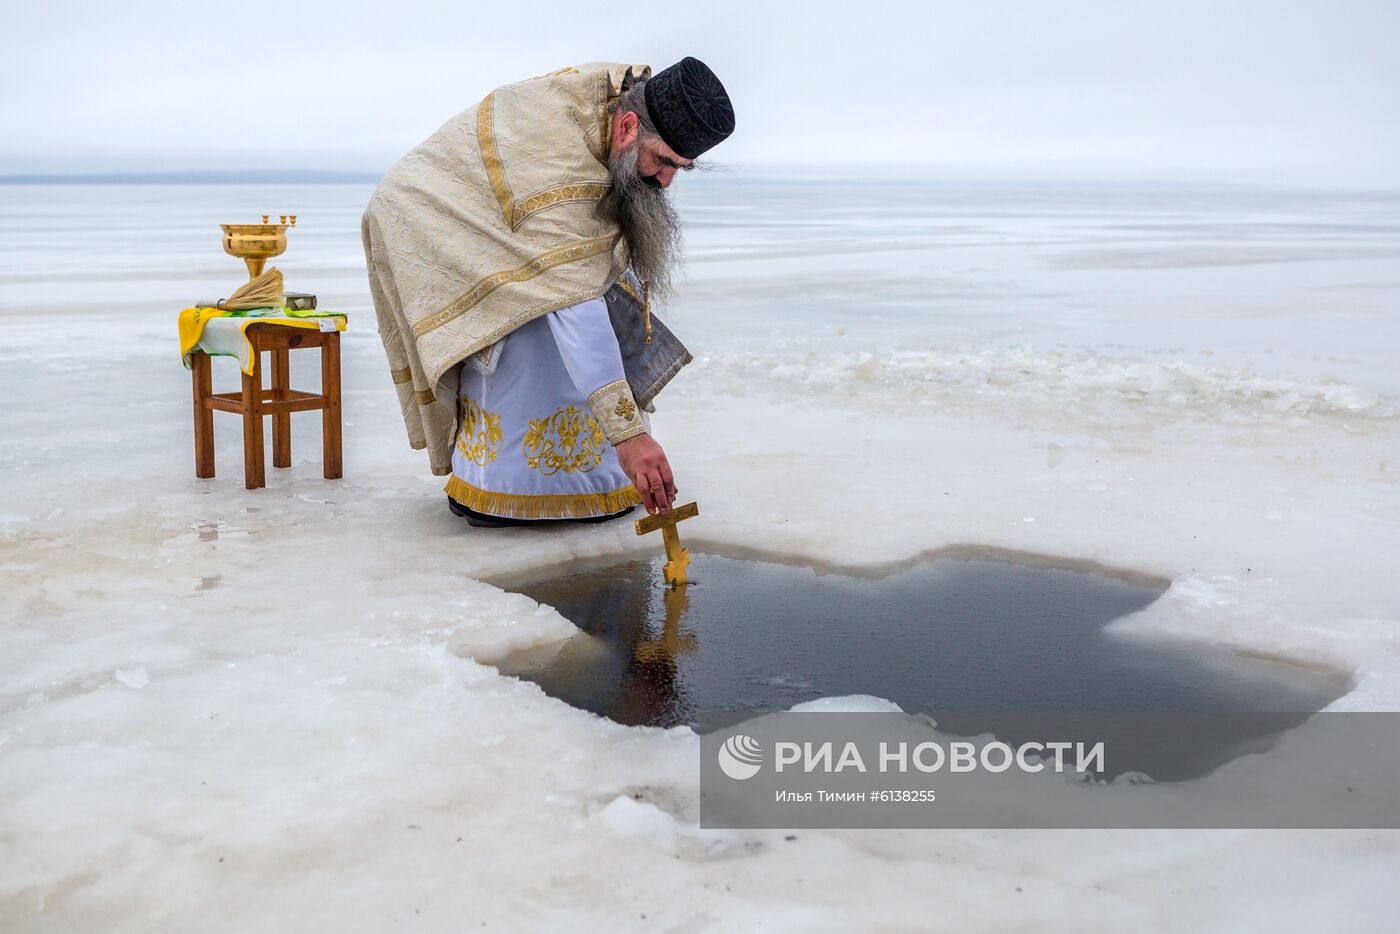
[444,475,640,520]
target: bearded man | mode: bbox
[362,58,734,528]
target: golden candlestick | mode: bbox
[220,219,291,280]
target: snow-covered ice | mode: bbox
[1,179,1398,930]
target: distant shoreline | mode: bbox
[3,169,1397,196]
[0,170,383,185]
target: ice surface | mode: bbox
[789,695,905,714]
[1,179,1398,929]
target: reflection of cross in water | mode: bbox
[634,585,698,664]
[634,501,699,588]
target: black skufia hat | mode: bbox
[643,57,735,160]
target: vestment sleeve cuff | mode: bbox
[587,379,647,446]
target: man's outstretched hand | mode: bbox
[615,434,677,515]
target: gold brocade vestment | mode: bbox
[362,62,651,476]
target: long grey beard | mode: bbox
[600,143,683,304]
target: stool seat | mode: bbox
[190,322,342,489]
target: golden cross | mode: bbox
[634,501,698,588]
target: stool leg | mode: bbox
[271,348,292,468]
[242,354,265,490]
[321,332,343,480]
[192,352,215,479]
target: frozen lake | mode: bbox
[492,550,1350,780]
[2,177,1398,929]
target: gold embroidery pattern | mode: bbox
[477,93,516,227]
[413,388,436,405]
[411,236,618,339]
[390,366,412,384]
[523,404,605,475]
[456,396,504,466]
[513,182,611,226]
[586,378,645,445]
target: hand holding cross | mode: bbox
[635,501,698,588]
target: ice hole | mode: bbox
[487,550,1351,781]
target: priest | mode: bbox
[362,58,735,527]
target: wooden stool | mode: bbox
[190,323,342,489]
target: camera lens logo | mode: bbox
[717,734,763,780]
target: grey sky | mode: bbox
[4,0,1398,186]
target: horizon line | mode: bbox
[2,168,1398,195]
[0,169,383,185]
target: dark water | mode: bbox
[490,552,1350,779]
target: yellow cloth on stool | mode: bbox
[177,306,233,356]
[179,308,347,375]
